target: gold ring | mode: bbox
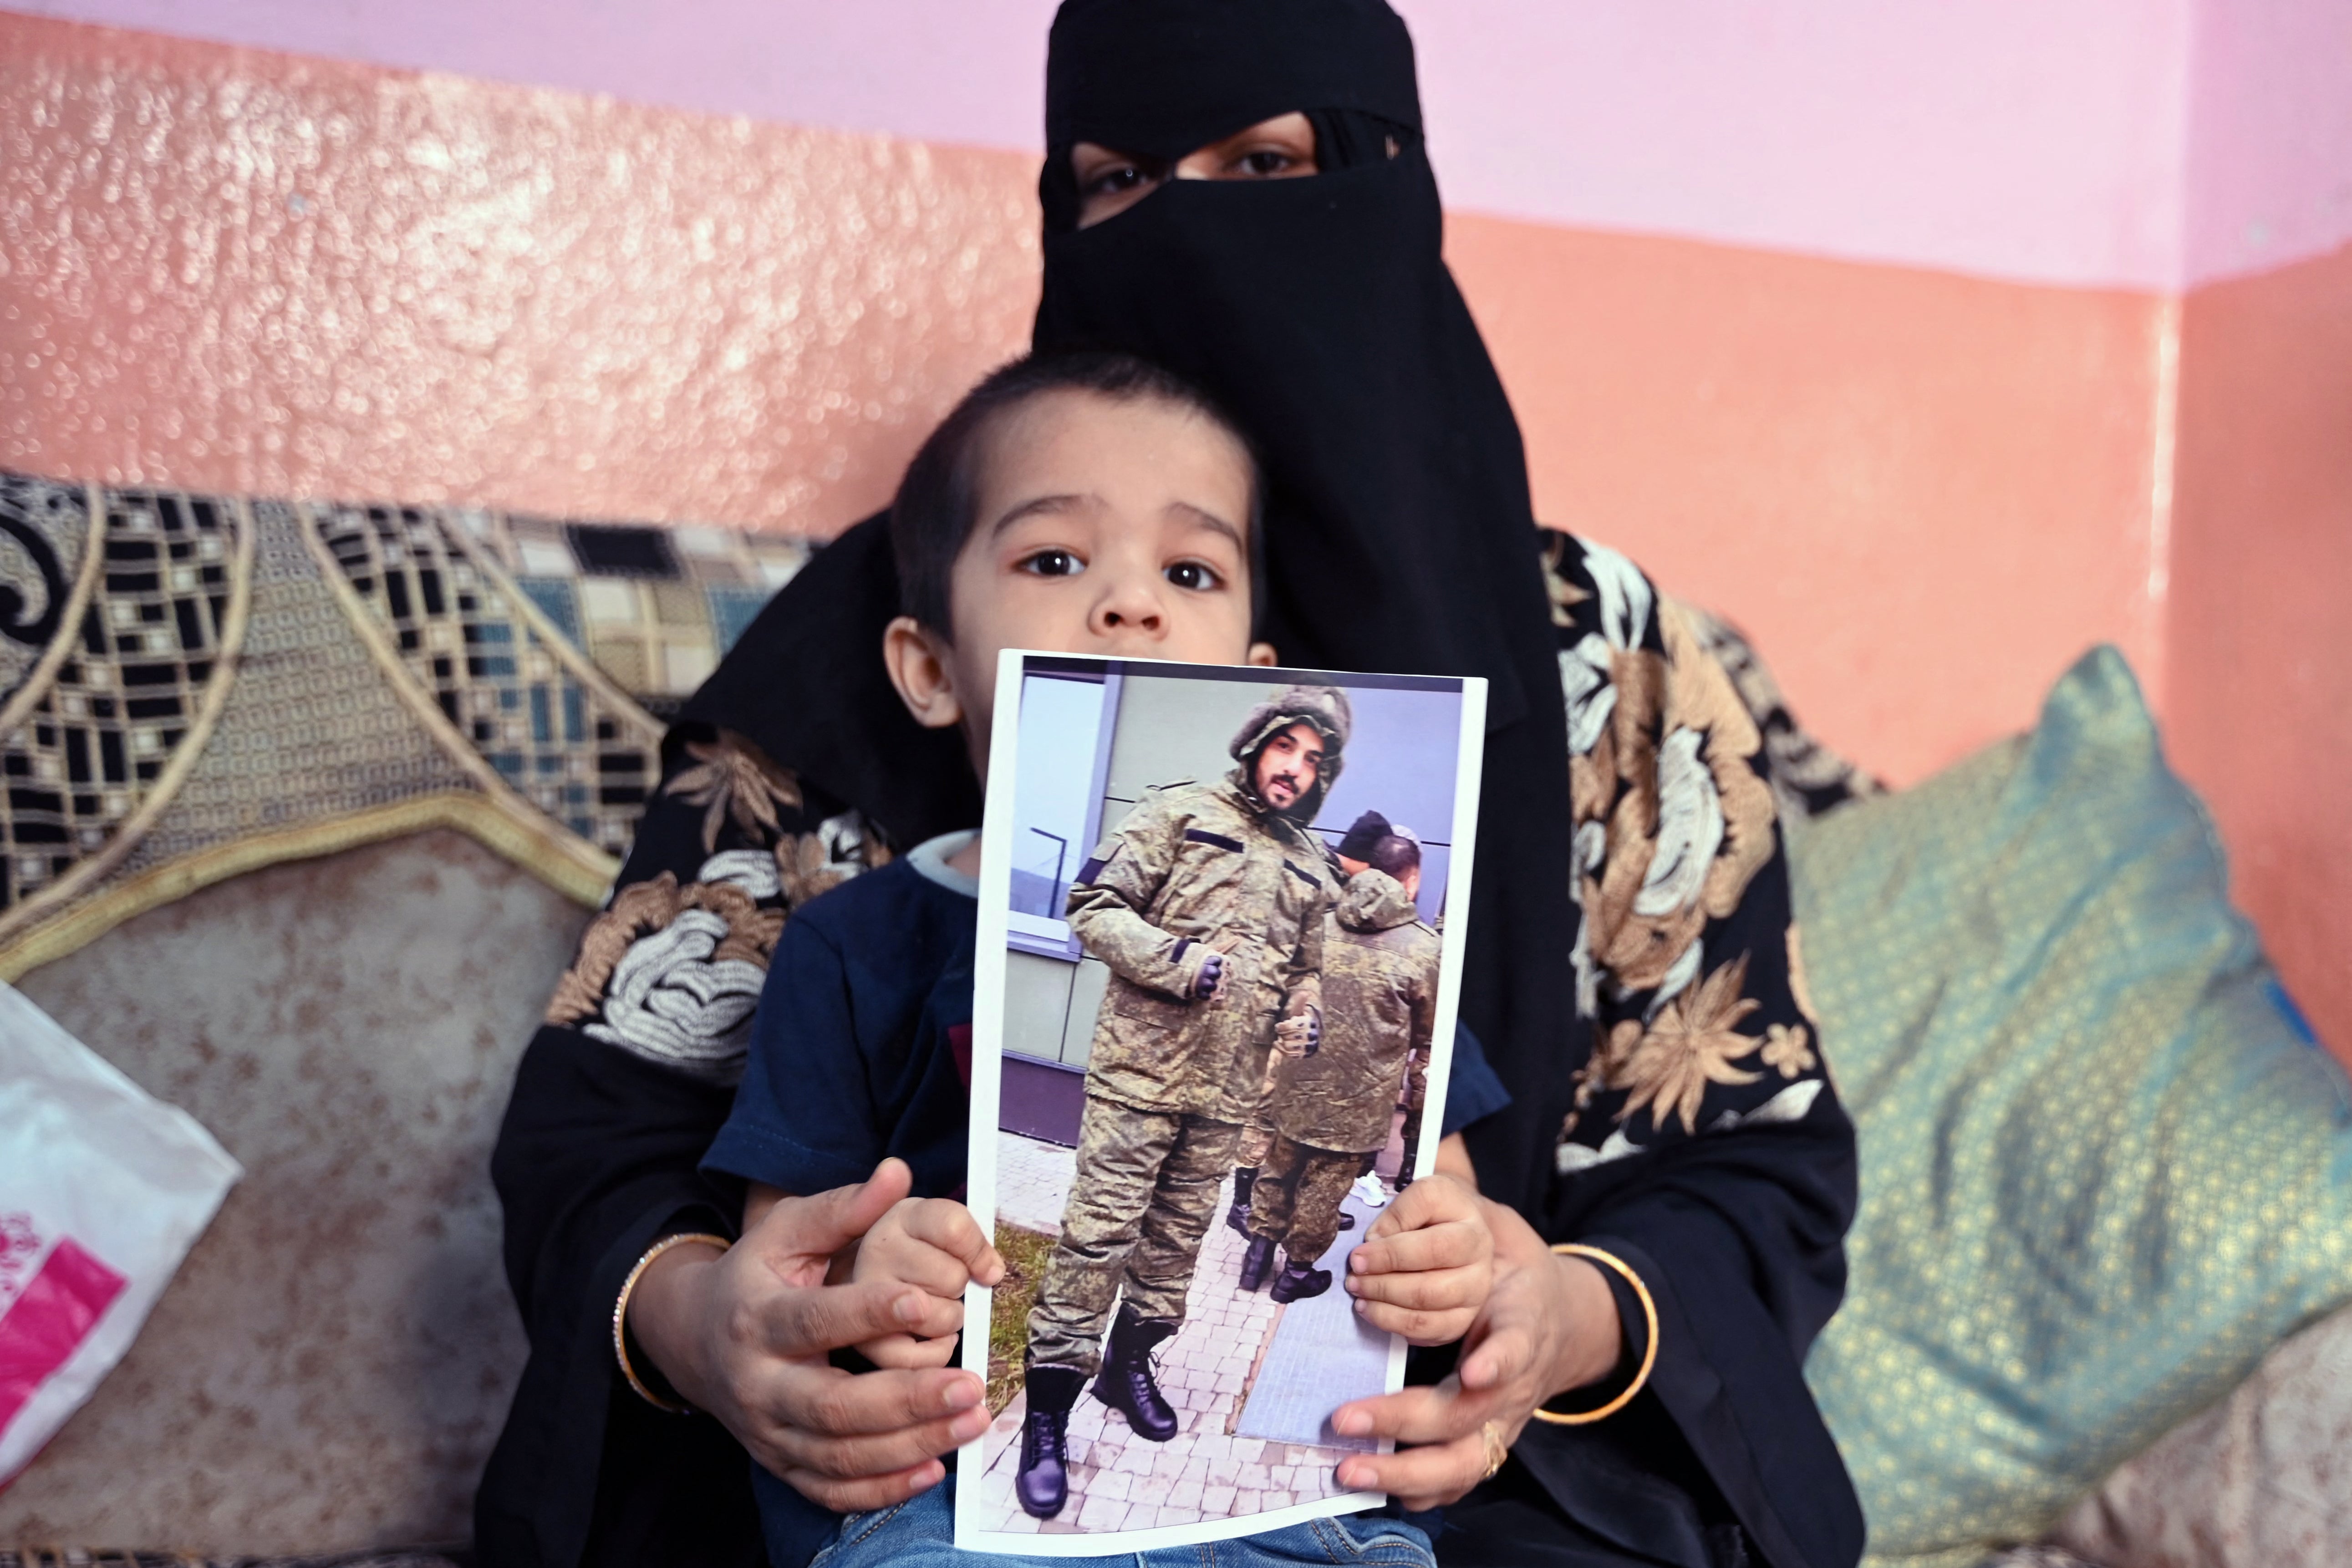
[1478,1419,1508,1481]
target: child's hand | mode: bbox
[1340,1173,1494,1345]
[848,1196,1005,1369]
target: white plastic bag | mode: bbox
[0,980,241,1488]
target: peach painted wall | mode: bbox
[2164,239,2352,1066]
[1449,219,2169,787]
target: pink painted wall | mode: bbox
[1398,0,2192,287]
[2184,0,2352,283]
[13,0,2351,290]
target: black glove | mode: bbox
[1194,953,1225,999]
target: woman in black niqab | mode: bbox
[1032,0,1582,1225]
[480,5,1865,1568]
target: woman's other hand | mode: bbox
[1342,1171,1493,1344]
[1328,1196,1622,1511]
[627,1158,993,1512]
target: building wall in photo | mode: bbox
[1099,673,1460,925]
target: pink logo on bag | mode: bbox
[0,1215,127,1440]
[0,1214,37,1294]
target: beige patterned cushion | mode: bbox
[2049,1302,2352,1568]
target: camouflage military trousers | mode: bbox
[1397,1052,1429,1186]
[1236,1050,1282,1170]
[1247,1132,1362,1266]
[1025,1095,1240,1375]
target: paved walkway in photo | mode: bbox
[970,1160,1390,1537]
[1232,1189,1390,1450]
[997,1130,1079,1235]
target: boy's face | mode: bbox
[1251,722,1324,815]
[885,388,1275,773]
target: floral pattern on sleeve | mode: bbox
[544,726,888,1084]
[1542,531,1836,1174]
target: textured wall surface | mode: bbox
[0,13,1040,534]
[0,830,588,1553]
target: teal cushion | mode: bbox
[1788,647,2352,1568]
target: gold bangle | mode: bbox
[1531,1243,1659,1426]
[612,1232,730,1414]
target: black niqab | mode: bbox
[1038,0,1553,730]
[1034,0,1579,1214]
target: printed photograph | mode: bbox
[960,654,1485,1553]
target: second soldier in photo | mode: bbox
[1239,827,1439,1299]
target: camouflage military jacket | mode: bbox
[1064,769,1329,1120]
[1272,869,1438,1152]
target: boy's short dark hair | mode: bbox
[1369,832,1421,880]
[888,350,1263,638]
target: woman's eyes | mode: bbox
[1083,162,1161,199]
[1165,560,1225,592]
[1231,149,1300,178]
[1018,549,1084,578]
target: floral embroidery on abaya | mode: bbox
[1547,531,1852,1173]
[543,728,883,1081]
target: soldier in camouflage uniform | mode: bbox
[1227,809,1393,1238]
[1016,683,1348,1519]
[1242,831,1439,1303]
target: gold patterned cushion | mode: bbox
[1787,646,2352,1568]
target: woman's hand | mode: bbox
[627,1159,993,1512]
[1342,1172,1493,1345]
[1329,1196,1622,1511]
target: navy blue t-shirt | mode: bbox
[705,845,978,1207]
[702,833,1511,1568]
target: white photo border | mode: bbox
[957,650,1488,1555]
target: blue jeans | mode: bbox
[809,1477,1435,1568]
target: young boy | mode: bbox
[702,351,1495,1568]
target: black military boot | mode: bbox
[1090,1304,1181,1442]
[1237,1234,1277,1291]
[1017,1365,1085,1518]
[1269,1259,1333,1303]
[1226,1166,1257,1234]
